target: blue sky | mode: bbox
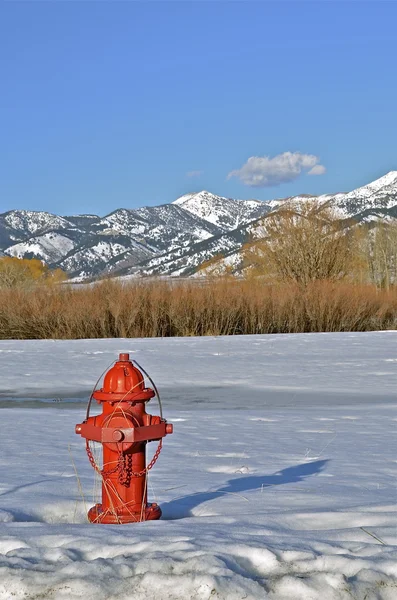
[1,1,396,216]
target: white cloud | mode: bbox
[186,170,203,178]
[228,152,326,187]
[308,164,327,176]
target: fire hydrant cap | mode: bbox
[92,354,155,403]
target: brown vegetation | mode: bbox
[0,278,396,339]
[0,257,66,288]
[243,200,397,290]
[243,201,357,285]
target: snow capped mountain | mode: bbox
[266,172,397,221]
[60,233,158,281]
[95,204,220,251]
[57,236,154,281]
[0,203,222,280]
[1,171,396,280]
[0,211,83,260]
[118,226,250,279]
[329,171,397,219]
[2,210,72,236]
[126,171,397,278]
[173,190,269,230]
[343,171,397,199]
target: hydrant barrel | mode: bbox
[75,352,173,524]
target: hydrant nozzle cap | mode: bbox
[119,353,130,361]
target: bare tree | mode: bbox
[364,222,397,289]
[243,200,356,286]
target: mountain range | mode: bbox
[1,171,396,281]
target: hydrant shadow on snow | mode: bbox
[161,459,328,520]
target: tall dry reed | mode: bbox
[0,279,396,339]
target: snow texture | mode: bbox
[0,332,396,599]
[5,232,76,263]
[3,210,72,236]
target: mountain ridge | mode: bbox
[1,171,396,281]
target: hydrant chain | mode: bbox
[86,438,163,479]
[129,439,163,477]
[118,453,132,487]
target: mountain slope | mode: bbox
[116,224,252,278]
[331,171,397,218]
[267,172,397,221]
[173,190,270,230]
[0,211,77,250]
[5,231,78,264]
[1,210,73,236]
[1,171,396,281]
[56,234,155,280]
[94,203,221,251]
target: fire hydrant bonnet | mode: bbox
[93,353,154,403]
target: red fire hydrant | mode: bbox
[75,353,173,524]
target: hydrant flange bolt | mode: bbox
[112,429,124,442]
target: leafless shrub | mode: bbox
[0,278,396,339]
[243,200,357,286]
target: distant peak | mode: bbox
[362,171,397,190]
[380,170,397,177]
[173,191,216,205]
[381,170,397,184]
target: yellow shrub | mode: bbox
[0,257,67,288]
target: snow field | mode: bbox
[0,332,396,599]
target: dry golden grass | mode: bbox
[0,278,396,339]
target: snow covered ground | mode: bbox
[0,333,396,599]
